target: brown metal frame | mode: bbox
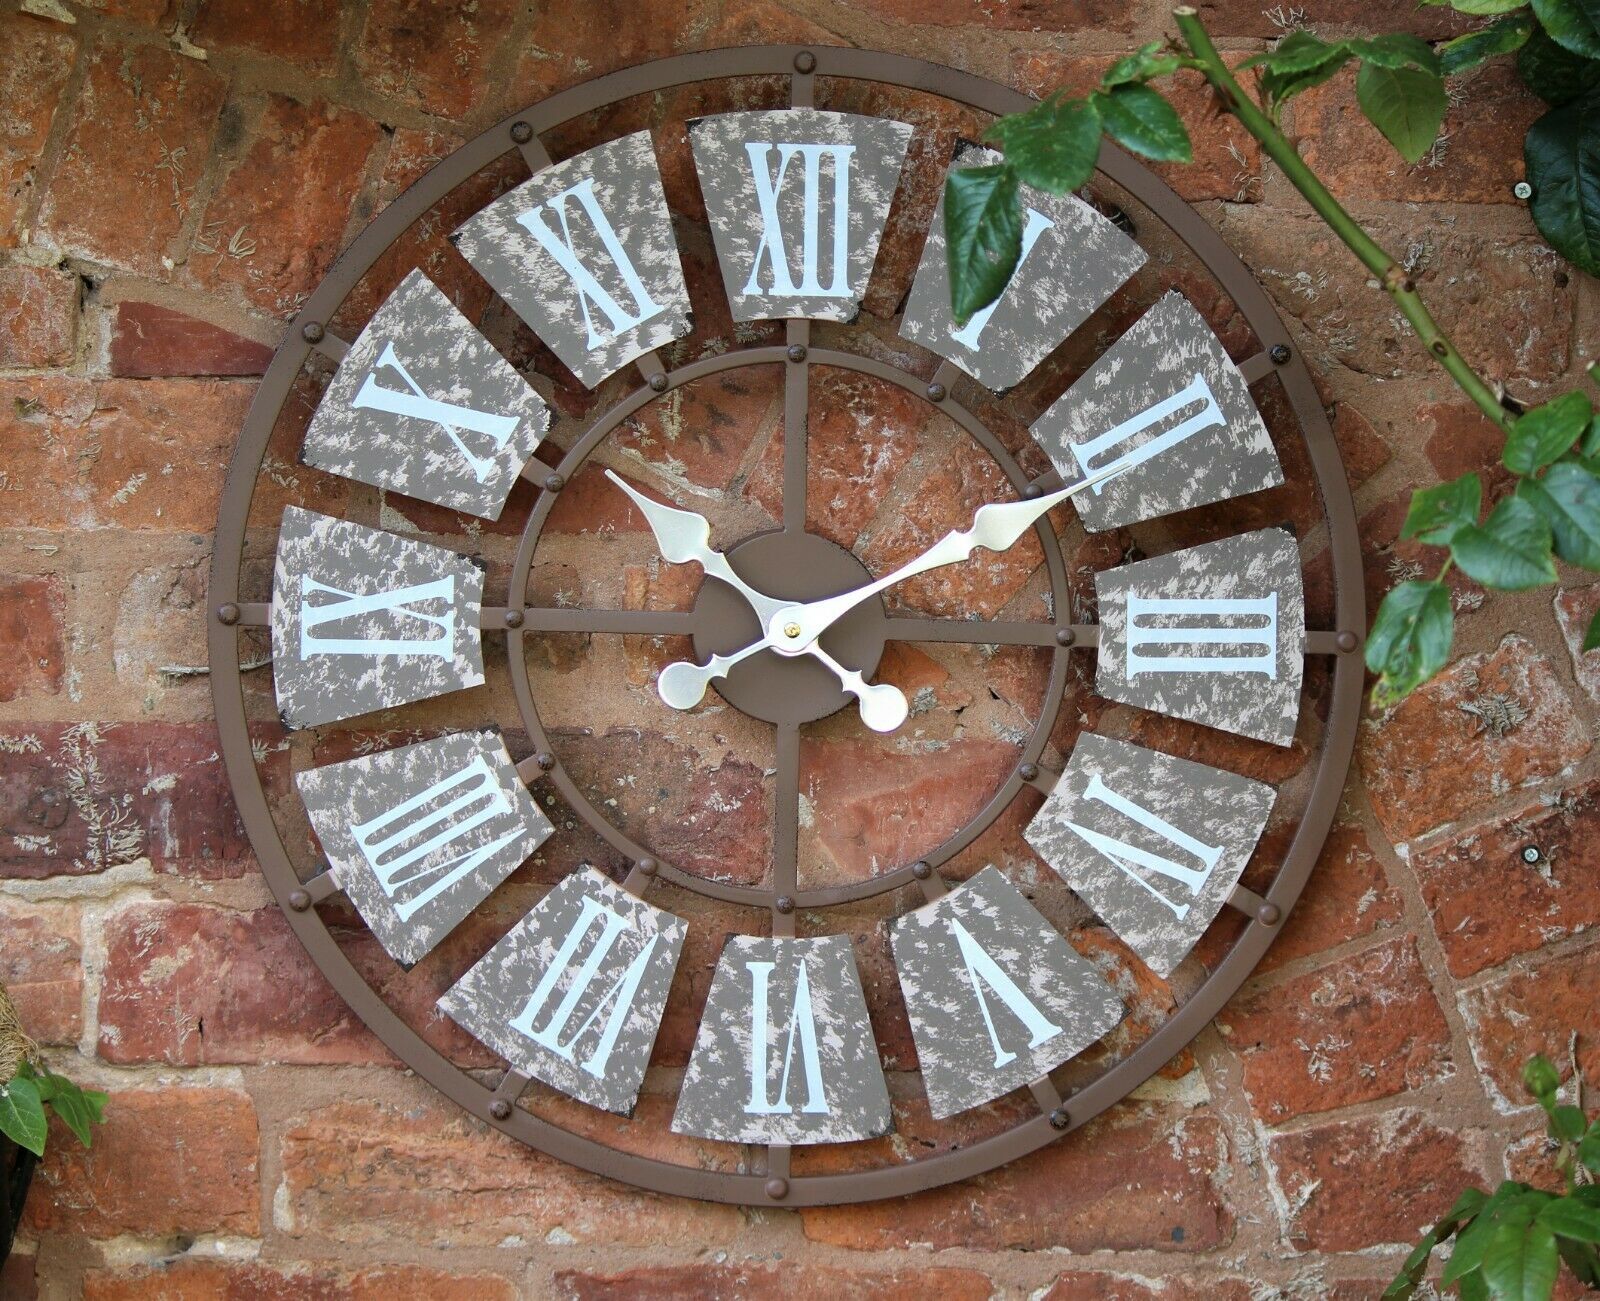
[207,45,1366,1207]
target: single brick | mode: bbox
[0,266,76,368]
[36,42,227,275]
[26,1087,259,1238]
[1360,636,1590,845]
[109,301,273,377]
[1220,936,1454,1122]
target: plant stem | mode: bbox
[1171,6,1516,437]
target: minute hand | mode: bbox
[766,461,1129,653]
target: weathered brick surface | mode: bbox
[0,575,66,703]
[1413,781,1600,977]
[1360,636,1591,845]
[187,95,382,317]
[1266,1109,1488,1251]
[1220,936,1454,1122]
[108,300,274,377]
[84,1261,519,1300]
[36,42,227,275]
[554,1263,997,1300]
[2,0,1596,1292]
[278,1094,743,1247]
[0,266,77,369]
[0,898,82,1045]
[1459,942,1600,1110]
[0,15,77,250]
[26,1088,259,1238]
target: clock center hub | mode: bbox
[691,530,888,726]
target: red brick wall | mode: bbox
[1,0,1596,1296]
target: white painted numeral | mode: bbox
[298,574,456,661]
[351,341,521,483]
[1126,592,1278,679]
[350,753,519,923]
[509,894,661,1081]
[515,177,665,349]
[949,918,1062,1068]
[1064,773,1225,920]
[1069,372,1226,490]
[744,959,829,1116]
[744,142,855,298]
[948,207,1054,349]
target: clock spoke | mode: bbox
[772,720,801,936]
[884,616,1084,648]
[517,607,697,637]
[783,320,810,534]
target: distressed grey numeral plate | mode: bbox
[1026,734,1276,977]
[301,269,550,520]
[1034,290,1282,531]
[270,505,486,730]
[1095,526,1305,748]
[899,144,1146,392]
[672,934,890,1145]
[453,131,691,389]
[439,865,686,1115]
[689,109,912,322]
[296,729,551,967]
[891,865,1125,1119]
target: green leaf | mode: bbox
[1447,1189,1553,1284]
[1450,494,1558,589]
[1524,96,1600,278]
[1532,0,1600,58]
[1091,85,1192,163]
[1523,1049,1561,1100]
[1402,472,1483,545]
[1351,33,1444,73]
[1580,1119,1600,1172]
[1482,1212,1561,1301]
[40,1073,106,1148]
[1103,40,1185,87]
[1504,391,1593,472]
[1241,30,1349,73]
[1386,1186,1491,1298]
[0,1076,48,1157]
[1580,413,1600,457]
[1542,1196,1600,1241]
[1356,62,1450,163]
[984,94,1103,195]
[1441,13,1537,75]
[1519,462,1600,567]
[1518,27,1600,103]
[1425,0,1533,13]
[943,164,1023,327]
[1367,580,1455,706]
[1552,1103,1589,1141]
[1557,1234,1600,1286]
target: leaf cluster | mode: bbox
[1367,390,1600,708]
[945,43,1197,325]
[1240,31,1448,162]
[0,1059,108,1157]
[1425,0,1600,278]
[1386,1051,1600,1299]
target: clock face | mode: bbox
[210,47,1364,1206]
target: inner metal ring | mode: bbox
[208,44,1365,1206]
[504,349,1073,909]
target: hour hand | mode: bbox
[605,470,783,622]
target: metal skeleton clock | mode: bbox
[209,47,1364,1206]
